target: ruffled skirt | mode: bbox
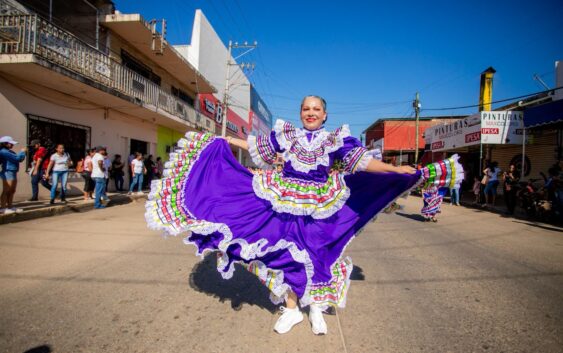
[145,132,460,308]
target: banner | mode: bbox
[250,86,273,129]
[198,94,250,139]
[480,111,524,144]
[425,114,481,151]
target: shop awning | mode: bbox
[524,99,563,128]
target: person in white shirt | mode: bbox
[483,161,501,208]
[128,152,146,194]
[44,144,72,205]
[91,146,107,209]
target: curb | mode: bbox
[0,194,147,225]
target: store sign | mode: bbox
[480,111,524,144]
[425,111,524,152]
[250,86,273,127]
[425,114,481,151]
[198,94,249,138]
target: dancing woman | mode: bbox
[145,96,462,335]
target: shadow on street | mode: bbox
[189,253,278,313]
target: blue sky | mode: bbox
[115,0,563,137]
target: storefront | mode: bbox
[424,111,527,183]
[198,93,252,165]
[249,86,273,137]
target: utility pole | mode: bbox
[413,92,421,164]
[221,40,257,137]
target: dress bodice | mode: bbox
[248,119,371,183]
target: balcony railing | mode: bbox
[0,14,212,130]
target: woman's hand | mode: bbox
[396,165,417,174]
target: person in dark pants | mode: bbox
[28,139,50,201]
[143,154,155,189]
[112,154,125,191]
[503,164,520,215]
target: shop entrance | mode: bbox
[26,114,90,167]
[130,138,148,156]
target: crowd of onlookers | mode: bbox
[0,135,164,213]
[469,160,562,219]
[1,135,561,219]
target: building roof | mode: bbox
[362,115,466,133]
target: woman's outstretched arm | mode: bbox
[225,137,249,151]
[365,158,416,174]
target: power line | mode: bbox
[422,86,562,111]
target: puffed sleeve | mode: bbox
[334,136,372,173]
[247,130,282,168]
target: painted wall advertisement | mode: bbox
[198,94,250,139]
[425,111,524,152]
[250,86,273,136]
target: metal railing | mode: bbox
[0,14,210,130]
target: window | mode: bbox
[121,49,161,86]
[26,114,90,167]
[171,86,194,106]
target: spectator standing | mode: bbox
[103,150,111,197]
[28,139,49,201]
[91,146,107,209]
[143,154,155,189]
[127,153,135,189]
[472,176,481,204]
[128,153,146,195]
[483,161,501,208]
[45,144,72,205]
[155,156,164,179]
[112,154,125,191]
[502,164,520,215]
[0,136,27,214]
[82,148,96,200]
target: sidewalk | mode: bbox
[0,192,147,225]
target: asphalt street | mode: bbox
[0,196,561,353]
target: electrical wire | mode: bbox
[421,86,563,111]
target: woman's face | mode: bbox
[56,145,64,154]
[300,97,327,131]
[509,165,515,172]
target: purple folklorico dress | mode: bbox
[145,119,463,309]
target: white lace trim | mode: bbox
[251,173,350,219]
[355,153,373,173]
[247,135,273,169]
[274,119,350,173]
[145,131,316,307]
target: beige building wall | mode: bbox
[108,32,199,100]
[0,75,158,201]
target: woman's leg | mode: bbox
[7,179,17,208]
[286,290,298,309]
[1,179,8,209]
[60,171,68,201]
[83,173,90,200]
[128,174,135,192]
[274,289,303,334]
[50,172,59,201]
[138,173,144,192]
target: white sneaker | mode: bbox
[309,304,328,335]
[274,306,303,334]
[10,208,23,214]
[3,208,15,214]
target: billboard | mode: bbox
[250,86,273,129]
[425,114,481,151]
[425,111,525,152]
[198,94,250,139]
[480,111,524,144]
